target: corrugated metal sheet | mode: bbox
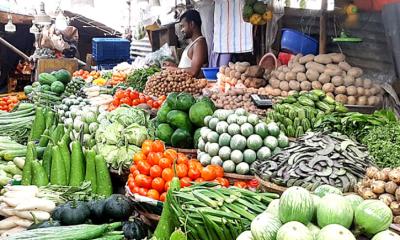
[281,11,396,83]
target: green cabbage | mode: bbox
[107,106,150,127]
[125,123,149,146]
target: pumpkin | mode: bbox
[103,194,134,220]
[58,201,90,225]
[88,199,108,224]
[122,217,148,240]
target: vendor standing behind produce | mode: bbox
[164,10,208,78]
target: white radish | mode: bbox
[0,226,26,237]
[3,190,36,199]
[0,216,19,229]
[14,210,50,221]
[2,197,34,208]
[15,198,56,212]
[0,203,15,217]
[4,185,38,194]
[14,218,33,228]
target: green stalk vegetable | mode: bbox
[21,141,36,185]
[50,145,67,185]
[69,141,85,186]
[42,143,53,179]
[30,107,46,141]
[85,149,97,193]
[95,155,112,196]
[58,139,71,183]
[32,160,49,186]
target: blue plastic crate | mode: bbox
[92,38,130,62]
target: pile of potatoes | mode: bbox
[204,87,266,116]
[217,62,267,89]
[265,53,383,106]
[144,69,208,96]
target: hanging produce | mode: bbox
[243,0,273,25]
[144,69,208,96]
[267,90,347,137]
[254,132,375,192]
[197,108,288,175]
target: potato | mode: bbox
[322,83,335,93]
[285,71,297,81]
[331,76,344,86]
[355,78,364,87]
[363,78,373,88]
[241,74,247,81]
[368,96,379,106]
[318,73,331,84]
[228,62,235,69]
[343,76,355,86]
[346,86,357,96]
[297,72,307,82]
[282,66,290,73]
[281,91,288,97]
[224,67,231,76]
[324,68,342,77]
[347,96,357,105]
[293,54,303,63]
[326,64,341,71]
[364,89,372,97]
[289,80,301,91]
[269,78,281,89]
[300,81,312,91]
[299,54,315,64]
[288,60,294,69]
[235,64,248,73]
[277,66,284,71]
[312,81,322,90]
[291,64,306,73]
[357,87,365,96]
[334,86,347,95]
[278,72,286,81]
[229,70,237,78]
[330,53,346,63]
[272,88,282,96]
[338,62,352,71]
[358,96,367,105]
[305,62,326,73]
[306,69,320,81]
[233,71,241,79]
[314,54,333,64]
[335,94,348,104]
[279,81,290,91]
[348,67,363,78]
[272,71,280,79]
[370,85,380,95]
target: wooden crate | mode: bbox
[35,58,78,80]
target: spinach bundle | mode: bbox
[126,66,160,92]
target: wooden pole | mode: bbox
[319,0,328,54]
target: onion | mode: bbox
[361,177,373,188]
[389,169,400,184]
[367,167,379,179]
[374,171,389,181]
[379,193,395,206]
[385,181,398,194]
[390,201,400,215]
[361,188,378,199]
[396,187,400,201]
[371,180,386,194]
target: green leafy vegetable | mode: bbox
[126,66,160,92]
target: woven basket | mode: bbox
[255,175,287,195]
[224,173,255,184]
[125,185,162,221]
[166,146,197,159]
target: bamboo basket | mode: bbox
[255,175,287,195]
[224,173,255,184]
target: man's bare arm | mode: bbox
[185,40,207,77]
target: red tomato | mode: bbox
[131,99,140,106]
[120,97,132,105]
[152,101,160,109]
[146,99,154,107]
[201,166,216,181]
[145,95,151,101]
[149,165,162,178]
[151,140,165,153]
[164,181,171,192]
[138,187,148,196]
[160,192,167,202]
[112,98,120,106]
[176,164,188,178]
[137,161,151,175]
[115,90,125,99]
[180,177,191,188]
[139,97,146,103]
[195,178,205,183]
[162,168,174,182]
[151,177,165,193]
[129,165,138,174]
[130,91,139,99]
[147,189,160,200]
[188,168,201,180]
[248,179,259,188]
[216,177,230,187]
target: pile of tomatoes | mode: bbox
[73,69,91,80]
[108,89,166,111]
[0,96,19,112]
[127,140,230,201]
